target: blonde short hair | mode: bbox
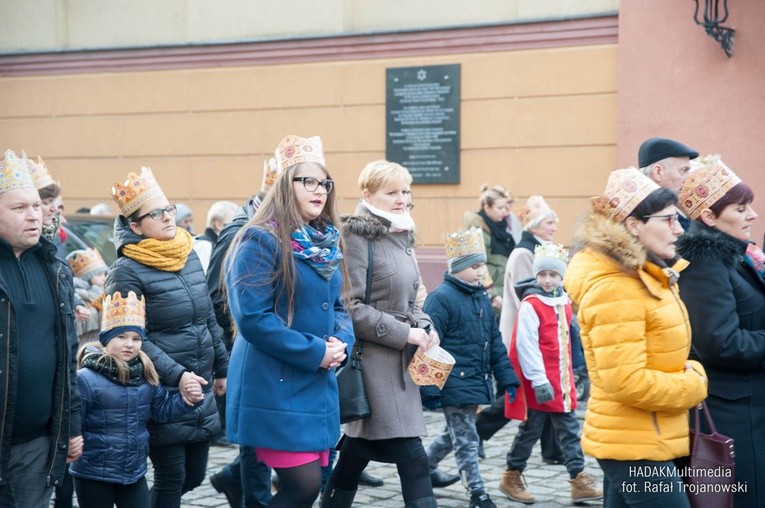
[358,160,412,194]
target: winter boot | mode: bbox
[469,489,497,508]
[404,496,438,508]
[320,484,357,508]
[498,469,535,504]
[570,471,603,502]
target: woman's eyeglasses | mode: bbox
[644,212,680,227]
[134,204,178,222]
[293,176,334,194]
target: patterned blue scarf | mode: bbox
[291,224,343,280]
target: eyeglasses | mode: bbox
[644,212,681,226]
[293,176,334,194]
[134,204,177,222]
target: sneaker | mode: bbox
[209,471,243,508]
[469,490,497,508]
[498,469,535,504]
[570,471,603,502]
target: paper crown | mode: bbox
[445,227,485,260]
[26,154,56,190]
[591,167,660,222]
[101,291,146,332]
[517,195,555,229]
[111,167,166,217]
[678,154,742,220]
[408,345,456,389]
[261,156,281,192]
[0,149,35,194]
[275,135,325,171]
[67,248,108,281]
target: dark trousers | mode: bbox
[219,446,273,507]
[54,468,74,508]
[0,436,54,508]
[506,409,584,478]
[598,459,689,508]
[73,476,149,508]
[149,439,210,508]
[476,392,563,461]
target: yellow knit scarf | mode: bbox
[122,228,194,272]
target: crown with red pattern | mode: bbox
[101,291,145,332]
[67,248,108,281]
[0,149,35,194]
[111,167,166,217]
[275,135,325,171]
[679,154,742,220]
[591,167,660,222]
[516,195,556,229]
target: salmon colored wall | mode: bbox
[0,42,617,248]
[617,0,765,243]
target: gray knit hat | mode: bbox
[446,227,487,274]
[532,243,569,278]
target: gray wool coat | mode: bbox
[341,210,433,440]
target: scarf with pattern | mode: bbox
[745,242,765,280]
[291,223,343,280]
[122,227,194,272]
[81,346,147,386]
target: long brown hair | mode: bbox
[77,341,160,386]
[225,162,351,327]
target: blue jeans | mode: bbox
[219,447,273,507]
[0,436,54,508]
[598,459,689,508]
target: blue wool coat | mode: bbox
[225,226,355,452]
[423,272,519,407]
[70,367,193,485]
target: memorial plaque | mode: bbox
[386,64,460,184]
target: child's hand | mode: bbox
[179,371,208,405]
[506,385,518,403]
[321,337,347,369]
[533,383,554,404]
[183,379,204,405]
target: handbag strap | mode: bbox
[355,240,374,358]
[694,400,718,434]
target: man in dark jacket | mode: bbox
[0,150,82,507]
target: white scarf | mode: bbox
[361,201,415,232]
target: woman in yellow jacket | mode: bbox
[566,168,708,508]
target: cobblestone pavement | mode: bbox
[61,403,604,507]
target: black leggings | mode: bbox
[330,437,432,503]
[74,476,149,508]
[269,460,322,508]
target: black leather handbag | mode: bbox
[337,241,373,424]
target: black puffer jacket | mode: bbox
[105,217,228,446]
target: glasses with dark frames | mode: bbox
[134,204,177,222]
[643,212,680,226]
[293,176,334,194]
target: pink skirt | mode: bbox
[256,448,330,468]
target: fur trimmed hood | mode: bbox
[676,220,748,268]
[571,213,646,273]
[341,209,416,243]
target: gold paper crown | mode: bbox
[408,345,456,389]
[0,149,35,194]
[516,195,555,229]
[67,248,108,280]
[261,156,280,192]
[26,154,56,190]
[275,135,325,171]
[591,167,660,222]
[101,291,146,332]
[534,243,569,263]
[445,227,485,261]
[111,167,165,217]
[678,154,742,220]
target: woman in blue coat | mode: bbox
[70,291,203,508]
[224,135,354,508]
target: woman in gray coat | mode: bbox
[322,160,440,508]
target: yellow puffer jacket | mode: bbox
[565,214,708,461]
